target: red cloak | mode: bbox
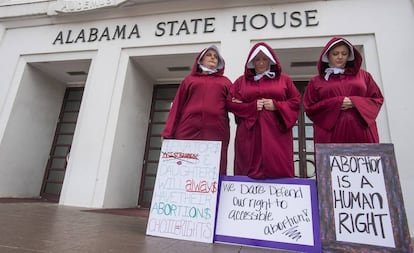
[162,45,232,175]
[227,42,301,179]
[303,37,384,143]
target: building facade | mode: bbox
[1,0,413,233]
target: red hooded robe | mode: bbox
[227,42,301,179]
[162,45,232,175]
[303,37,384,143]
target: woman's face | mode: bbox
[201,49,219,69]
[328,44,350,68]
[253,51,271,74]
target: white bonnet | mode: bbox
[321,39,355,63]
[198,45,225,70]
[247,45,276,69]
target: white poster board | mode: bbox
[330,155,394,247]
[146,139,221,243]
[214,176,321,252]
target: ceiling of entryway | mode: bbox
[29,47,322,85]
[131,47,321,83]
[29,59,92,86]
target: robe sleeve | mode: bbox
[162,80,189,138]
[226,78,258,129]
[349,71,384,126]
[273,77,301,131]
[303,78,344,130]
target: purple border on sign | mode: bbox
[214,175,322,253]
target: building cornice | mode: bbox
[0,0,321,28]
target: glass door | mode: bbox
[293,81,315,178]
[138,84,178,208]
[40,87,83,201]
[139,82,316,208]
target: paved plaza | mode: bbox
[0,201,288,253]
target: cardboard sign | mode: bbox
[146,139,221,243]
[316,143,413,253]
[214,176,321,252]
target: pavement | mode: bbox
[1,200,412,253]
[0,201,290,253]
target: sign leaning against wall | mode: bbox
[316,143,412,253]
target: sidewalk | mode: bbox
[0,201,287,253]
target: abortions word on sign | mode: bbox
[316,143,412,253]
[146,139,221,243]
[215,176,321,253]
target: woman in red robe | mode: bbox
[227,42,301,179]
[303,37,384,143]
[162,45,232,175]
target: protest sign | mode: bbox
[215,176,321,252]
[146,139,221,243]
[316,143,412,253]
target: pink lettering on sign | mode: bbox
[185,179,217,193]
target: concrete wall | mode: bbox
[102,58,153,208]
[59,47,121,207]
[0,64,65,197]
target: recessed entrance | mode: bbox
[138,84,178,208]
[40,87,84,202]
[137,81,315,207]
[136,46,323,208]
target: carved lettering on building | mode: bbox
[53,24,140,44]
[54,0,128,13]
[232,10,319,31]
[154,17,215,37]
[52,10,319,45]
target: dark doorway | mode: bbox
[138,81,316,207]
[293,81,315,178]
[40,87,84,202]
[138,84,178,208]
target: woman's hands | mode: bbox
[257,98,276,111]
[341,97,354,110]
[232,97,276,111]
[232,97,243,103]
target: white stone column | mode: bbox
[59,45,121,208]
